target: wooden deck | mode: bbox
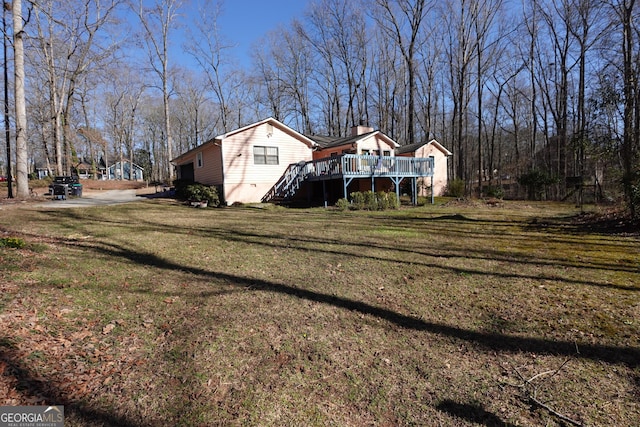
[306,154,434,180]
[263,154,436,206]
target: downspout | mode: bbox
[215,139,226,205]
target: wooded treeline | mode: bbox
[2,0,639,214]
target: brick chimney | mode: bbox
[351,120,373,136]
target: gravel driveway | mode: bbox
[35,189,143,208]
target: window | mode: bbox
[361,149,371,155]
[196,152,203,168]
[383,150,391,156]
[254,146,279,165]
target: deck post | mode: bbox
[431,175,435,204]
[390,176,402,206]
[343,177,347,200]
[323,179,327,208]
[412,177,417,205]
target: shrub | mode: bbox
[364,191,378,210]
[485,185,504,199]
[518,169,558,200]
[387,192,399,209]
[446,178,465,198]
[376,191,390,210]
[0,237,26,249]
[346,191,399,211]
[335,198,350,211]
[182,183,220,207]
[173,179,193,199]
[416,196,429,206]
[631,178,640,219]
[350,191,365,210]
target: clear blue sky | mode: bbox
[218,0,309,65]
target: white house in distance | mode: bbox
[107,160,145,181]
[171,117,451,206]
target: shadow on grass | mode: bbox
[29,208,639,293]
[430,214,481,222]
[81,239,640,369]
[436,400,517,427]
[0,340,146,427]
[36,204,640,279]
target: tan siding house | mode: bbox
[172,118,315,205]
[172,118,453,205]
[396,140,452,196]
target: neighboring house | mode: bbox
[34,162,51,180]
[107,160,144,181]
[75,159,104,179]
[172,117,451,206]
[75,160,93,179]
[396,140,452,196]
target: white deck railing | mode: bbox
[308,154,434,179]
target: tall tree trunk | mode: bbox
[13,0,28,197]
[621,0,637,217]
[3,3,13,198]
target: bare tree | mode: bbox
[30,0,121,176]
[442,0,476,184]
[521,0,539,169]
[12,0,28,197]
[298,0,369,135]
[185,0,238,133]
[173,70,218,151]
[613,0,639,216]
[416,27,440,140]
[132,0,181,182]
[251,40,287,122]
[537,0,577,196]
[369,30,402,138]
[471,0,504,195]
[373,0,431,145]
[259,24,314,133]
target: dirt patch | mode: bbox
[79,180,149,191]
[571,207,639,236]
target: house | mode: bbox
[171,117,451,206]
[171,117,316,205]
[309,124,399,159]
[107,160,144,181]
[396,140,452,197]
[74,159,107,179]
[305,124,402,199]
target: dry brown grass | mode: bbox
[0,200,638,426]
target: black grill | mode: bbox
[49,176,83,200]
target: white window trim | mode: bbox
[254,146,279,165]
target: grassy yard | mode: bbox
[0,198,638,426]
